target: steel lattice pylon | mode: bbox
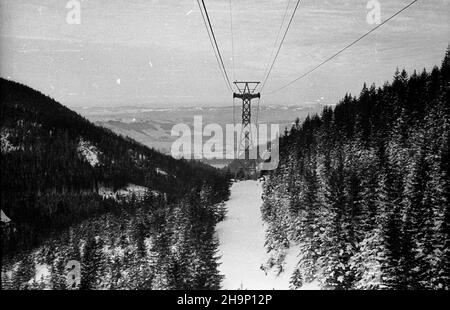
[233,82,260,176]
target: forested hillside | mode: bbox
[261,48,449,289]
[0,79,231,289]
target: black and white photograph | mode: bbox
[0,0,449,297]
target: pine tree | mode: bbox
[289,268,303,289]
[261,49,450,290]
[80,235,104,290]
[12,254,35,290]
[50,257,67,290]
[320,149,355,289]
[296,153,322,284]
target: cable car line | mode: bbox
[260,0,293,88]
[229,0,237,124]
[257,0,293,125]
[197,0,234,93]
[260,0,303,94]
[266,0,420,95]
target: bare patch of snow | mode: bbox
[117,184,148,199]
[98,186,116,199]
[77,139,100,167]
[33,264,51,284]
[1,131,21,153]
[1,209,11,223]
[299,280,321,290]
[216,180,301,290]
[99,184,150,202]
[156,168,168,176]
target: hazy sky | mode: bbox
[0,0,448,108]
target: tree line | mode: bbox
[261,48,450,289]
[2,183,228,290]
[0,78,231,289]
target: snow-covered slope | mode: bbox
[77,139,100,167]
[216,180,301,290]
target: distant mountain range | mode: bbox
[75,104,325,167]
[0,78,230,254]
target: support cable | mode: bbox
[257,0,293,125]
[267,0,420,95]
[199,0,234,92]
[196,0,233,93]
[230,0,236,124]
[260,0,302,94]
[260,0,292,90]
[229,0,236,82]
